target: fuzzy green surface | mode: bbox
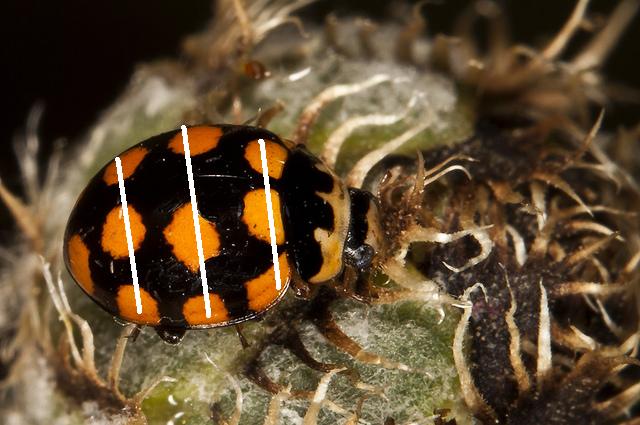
[122,300,464,424]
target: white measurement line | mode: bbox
[181,125,212,318]
[115,157,142,315]
[257,138,283,291]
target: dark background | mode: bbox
[1,0,639,244]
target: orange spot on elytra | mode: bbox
[245,253,290,312]
[163,203,220,272]
[242,189,284,244]
[101,205,146,259]
[67,234,95,295]
[244,139,288,179]
[168,126,222,156]
[116,285,160,324]
[103,147,148,185]
[183,293,229,325]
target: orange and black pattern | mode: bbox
[64,125,350,340]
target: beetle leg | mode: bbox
[314,311,411,371]
[291,274,314,299]
[234,324,250,349]
[243,316,340,396]
[126,324,142,342]
[274,326,340,373]
[332,267,372,304]
[308,287,411,371]
[334,266,401,305]
[245,356,281,394]
[273,323,376,392]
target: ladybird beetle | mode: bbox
[64,125,383,344]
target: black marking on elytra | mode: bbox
[64,125,290,328]
[280,145,336,281]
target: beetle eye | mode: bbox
[345,244,375,271]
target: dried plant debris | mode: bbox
[1,0,639,424]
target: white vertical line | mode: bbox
[115,157,142,314]
[181,125,212,318]
[257,139,283,291]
